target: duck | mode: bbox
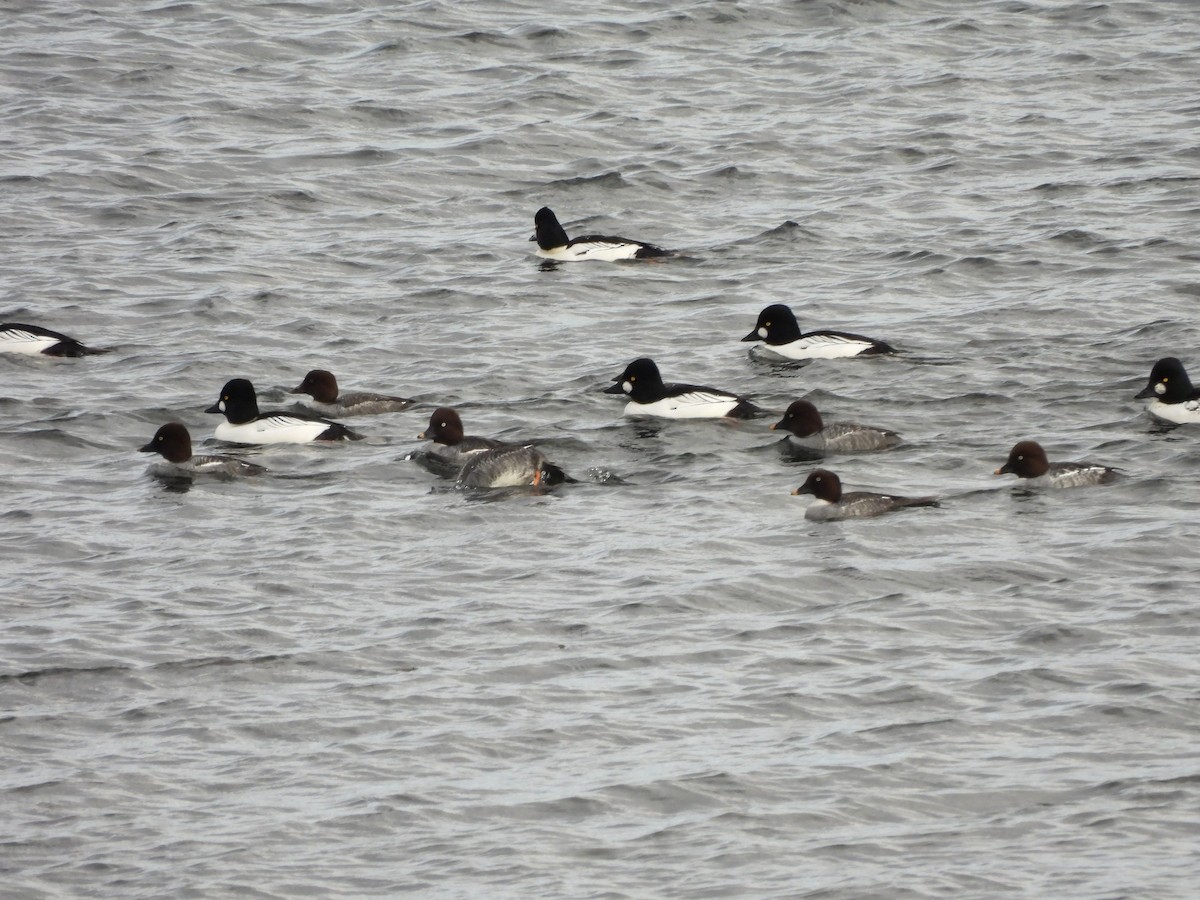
[456,444,566,489]
[604,357,763,419]
[0,322,106,357]
[1134,357,1200,424]
[140,423,266,476]
[530,206,671,261]
[771,399,901,453]
[289,369,414,416]
[791,468,937,521]
[417,407,505,461]
[742,304,894,360]
[416,407,570,485]
[205,378,362,444]
[994,440,1118,488]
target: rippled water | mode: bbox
[3,1,1199,896]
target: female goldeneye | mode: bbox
[418,407,504,460]
[792,468,937,521]
[417,407,570,485]
[0,322,105,357]
[289,369,415,416]
[415,406,505,477]
[771,399,901,453]
[205,378,362,444]
[530,206,671,261]
[1134,357,1200,424]
[456,444,566,489]
[742,304,895,360]
[604,357,763,419]
[140,422,266,477]
[994,440,1117,488]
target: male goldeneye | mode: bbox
[994,440,1117,488]
[742,304,894,360]
[289,369,414,416]
[604,357,763,419]
[140,422,266,476]
[792,468,937,521]
[771,399,901,453]
[0,322,106,357]
[456,444,565,489]
[205,378,362,444]
[1134,357,1200,424]
[530,206,671,261]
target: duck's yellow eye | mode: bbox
[630,375,636,382]
[765,321,771,327]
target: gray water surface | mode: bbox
[3,1,1199,897]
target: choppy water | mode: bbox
[3,1,1199,896]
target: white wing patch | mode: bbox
[769,333,877,360]
[538,240,642,262]
[216,416,330,444]
[1047,465,1112,489]
[578,240,642,260]
[1148,399,1200,424]
[259,414,322,430]
[627,391,740,419]
[0,327,59,355]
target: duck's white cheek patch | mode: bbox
[622,380,633,394]
[1155,382,1166,395]
[218,400,227,411]
[758,327,768,338]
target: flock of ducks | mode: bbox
[4,205,1198,519]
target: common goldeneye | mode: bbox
[205,378,362,444]
[418,407,504,460]
[140,422,266,476]
[604,357,763,419]
[289,369,414,416]
[742,304,895,360]
[456,444,566,489]
[1134,357,1200,424]
[0,322,106,357]
[791,468,937,521]
[771,399,901,453]
[994,440,1117,488]
[417,407,570,485]
[530,206,671,261]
